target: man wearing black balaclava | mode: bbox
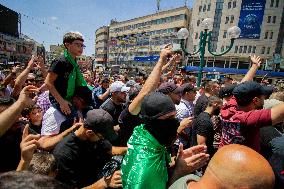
[121,92,209,189]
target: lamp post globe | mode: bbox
[201,18,214,30]
[177,28,190,40]
[227,26,241,39]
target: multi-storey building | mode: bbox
[95,26,109,64]
[190,0,284,70]
[106,6,191,65]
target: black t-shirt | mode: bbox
[194,112,215,156]
[194,95,209,117]
[100,98,123,126]
[0,126,22,172]
[53,133,112,188]
[118,107,143,146]
[48,55,74,100]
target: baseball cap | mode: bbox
[181,83,197,94]
[126,80,137,87]
[109,81,130,93]
[140,92,176,120]
[84,109,117,141]
[158,82,183,94]
[219,84,237,98]
[233,81,273,103]
[264,99,283,109]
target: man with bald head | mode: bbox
[169,144,275,189]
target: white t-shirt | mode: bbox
[41,106,66,136]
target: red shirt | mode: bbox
[220,97,272,152]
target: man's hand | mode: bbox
[12,65,21,74]
[35,56,45,69]
[250,55,262,68]
[59,99,71,115]
[177,117,193,134]
[27,55,36,69]
[18,85,39,108]
[175,144,209,175]
[159,44,173,62]
[105,170,122,188]
[20,125,40,163]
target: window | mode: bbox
[252,46,256,53]
[199,5,202,12]
[243,46,247,53]
[203,5,206,12]
[270,0,274,7]
[276,0,279,7]
[197,20,200,26]
[234,46,238,53]
[194,45,197,51]
[267,47,271,54]
[221,46,224,51]
[267,16,271,23]
[223,31,227,38]
[239,46,243,53]
[270,32,274,39]
[207,4,211,11]
[228,2,232,9]
[261,47,265,54]
[273,16,276,23]
[248,46,252,53]
[233,1,237,8]
[231,15,234,23]
[195,32,198,39]
[264,31,268,39]
[225,16,229,24]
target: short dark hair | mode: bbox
[207,96,222,107]
[63,31,84,45]
[0,97,15,113]
[29,151,57,176]
[0,171,73,189]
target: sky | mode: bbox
[0,0,194,56]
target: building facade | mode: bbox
[106,6,191,65]
[190,0,284,70]
[95,26,109,64]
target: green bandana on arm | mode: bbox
[64,49,87,101]
[121,124,171,189]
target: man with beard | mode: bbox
[100,81,129,127]
[220,80,284,152]
[121,92,209,189]
[194,96,223,157]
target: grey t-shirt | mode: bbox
[169,174,200,189]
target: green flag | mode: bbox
[121,124,171,189]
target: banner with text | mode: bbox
[238,0,266,39]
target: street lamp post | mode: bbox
[177,18,241,87]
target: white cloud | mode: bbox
[50,16,58,20]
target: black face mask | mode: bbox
[213,107,221,116]
[145,117,180,147]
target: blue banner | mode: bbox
[134,56,159,62]
[238,0,266,39]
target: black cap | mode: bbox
[158,82,183,94]
[73,86,93,105]
[219,84,237,98]
[181,83,197,94]
[140,92,176,120]
[84,109,117,141]
[233,81,273,103]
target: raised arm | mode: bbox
[271,103,284,126]
[241,55,262,83]
[0,85,38,137]
[12,57,36,98]
[128,45,172,115]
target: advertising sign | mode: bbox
[238,0,266,39]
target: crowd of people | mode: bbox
[0,31,283,189]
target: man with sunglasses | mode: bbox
[45,31,88,116]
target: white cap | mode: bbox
[110,81,130,93]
